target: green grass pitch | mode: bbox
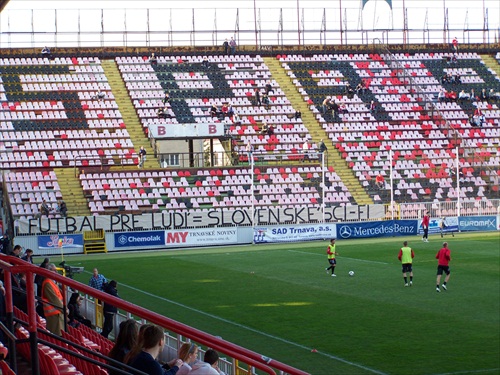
[66,232,500,375]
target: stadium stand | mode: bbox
[281,52,500,204]
[2,51,499,222]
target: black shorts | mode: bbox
[437,265,450,275]
[402,264,412,273]
[328,259,336,266]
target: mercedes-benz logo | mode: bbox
[117,235,128,245]
[339,226,352,238]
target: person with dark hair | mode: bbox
[436,242,452,292]
[68,292,92,328]
[398,241,415,287]
[190,349,226,375]
[21,249,34,263]
[128,324,183,375]
[41,46,51,58]
[8,245,22,258]
[102,280,119,339]
[421,211,430,242]
[108,319,139,375]
[325,239,339,277]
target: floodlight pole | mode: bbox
[456,146,460,217]
[322,152,326,223]
[389,149,394,221]
[251,154,255,228]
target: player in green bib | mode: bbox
[325,238,339,277]
[398,241,415,286]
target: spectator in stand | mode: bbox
[209,104,218,118]
[355,80,367,96]
[8,244,22,258]
[474,107,485,126]
[21,248,34,263]
[190,349,226,375]
[57,199,67,217]
[222,39,229,55]
[35,257,50,298]
[294,110,301,119]
[344,82,354,97]
[262,93,270,109]
[128,324,183,375]
[322,97,331,114]
[458,90,469,101]
[149,53,158,65]
[227,103,234,119]
[437,89,446,102]
[138,146,147,168]
[479,88,489,102]
[469,89,477,102]
[267,124,275,136]
[375,173,385,189]
[96,89,106,101]
[89,268,107,291]
[42,263,65,336]
[102,280,119,339]
[245,141,254,163]
[108,319,139,375]
[451,37,459,53]
[39,199,51,217]
[221,103,229,117]
[264,81,274,95]
[302,140,310,162]
[260,122,269,135]
[177,342,201,375]
[369,100,377,114]
[229,37,237,55]
[338,102,348,114]
[253,88,261,106]
[201,56,210,69]
[68,292,92,328]
[162,92,171,105]
[41,46,51,58]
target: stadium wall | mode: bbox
[12,215,499,256]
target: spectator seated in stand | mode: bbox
[375,174,385,189]
[94,89,106,101]
[294,110,301,119]
[458,90,469,101]
[190,349,226,375]
[68,292,92,328]
[108,319,139,375]
[39,199,51,217]
[344,82,354,97]
[57,199,67,217]
[157,107,169,119]
[201,56,210,69]
[41,46,51,58]
[209,104,219,118]
[262,93,271,109]
[149,53,157,65]
[355,81,367,95]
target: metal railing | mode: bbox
[0,255,310,375]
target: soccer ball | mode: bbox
[348,270,355,276]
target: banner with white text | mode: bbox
[253,224,336,244]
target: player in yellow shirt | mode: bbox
[325,238,339,277]
[398,241,415,287]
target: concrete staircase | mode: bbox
[101,59,158,169]
[54,168,90,217]
[480,54,500,76]
[263,57,373,205]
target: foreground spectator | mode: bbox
[128,325,183,375]
[108,319,139,375]
[42,263,65,336]
[177,342,200,375]
[89,268,107,291]
[102,280,119,338]
[190,349,226,375]
[68,292,92,328]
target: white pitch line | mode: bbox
[116,279,387,375]
[288,250,390,265]
[431,368,500,375]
